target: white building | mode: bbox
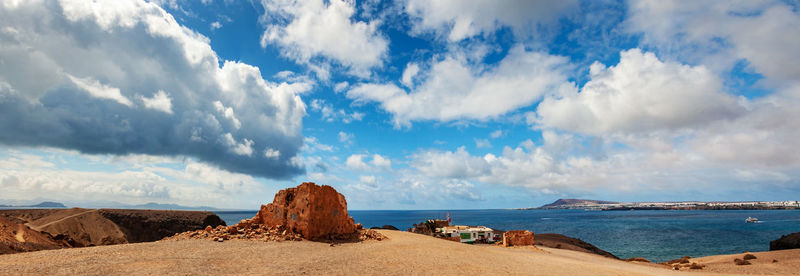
[437,225,501,244]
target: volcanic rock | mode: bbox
[0,217,65,255]
[770,232,800,250]
[252,182,356,241]
[503,230,534,247]
[535,233,618,259]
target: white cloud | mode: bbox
[371,154,391,170]
[67,74,133,107]
[626,1,800,87]
[213,101,242,129]
[345,154,369,171]
[474,138,491,149]
[309,99,364,123]
[333,81,349,92]
[302,136,334,153]
[210,21,222,30]
[359,175,376,185]
[0,149,268,208]
[264,148,280,159]
[400,62,419,87]
[260,0,388,78]
[221,133,254,156]
[535,49,744,135]
[338,131,354,144]
[404,0,578,41]
[140,90,173,114]
[0,0,309,179]
[489,130,504,139]
[348,45,571,127]
[410,146,489,179]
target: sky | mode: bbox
[1,0,799,210]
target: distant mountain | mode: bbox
[539,199,619,209]
[0,201,66,208]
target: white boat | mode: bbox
[745,217,759,223]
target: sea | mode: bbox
[215,209,800,262]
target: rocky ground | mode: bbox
[165,218,386,243]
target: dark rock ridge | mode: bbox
[370,225,399,230]
[534,233,619,259]
[98,209,226,243]
[770,232,800,251]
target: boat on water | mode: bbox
[745,217,759,223]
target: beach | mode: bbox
[1,230,798,275]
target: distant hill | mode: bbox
[0,201,66,208]
[539,199,619,209]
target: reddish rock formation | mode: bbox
[252,182,356,241]
[503,230,534,247]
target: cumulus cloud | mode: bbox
[400,62,419,87]
[404,0,578,41]
[309,99,364,123]
[345,154,369,171]
[345,153,391,171]
[338,131,354,144]
[370,154,391,170]
[626,0,800,86]
[534,49,744,135]
[0,0,310,179]
[0,149,268,208]
[348,45,571,127]
[140,90,173,114]
[260,0,388,78]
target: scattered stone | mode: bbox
[743,253,757,260]
[734,258,751,265]
[664,256,692,265]
[204,226,212,232]
[689,263,705,270]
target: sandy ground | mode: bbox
[687,249,800,274]
[0,230,797,275]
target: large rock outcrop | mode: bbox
[252,182,356,241]
[770,232,800,250]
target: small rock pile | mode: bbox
[165,219,386,243]
[165,220,302,242]
[662,256,705,270]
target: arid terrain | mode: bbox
[1,230,798,275]
[0,208,225,253]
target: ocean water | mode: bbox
[215,209,800,262]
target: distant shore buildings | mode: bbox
[528,199,800,210]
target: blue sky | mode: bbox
[1,0,799,210]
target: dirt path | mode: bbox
[26,209,95,231]
[14,224,25,242]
